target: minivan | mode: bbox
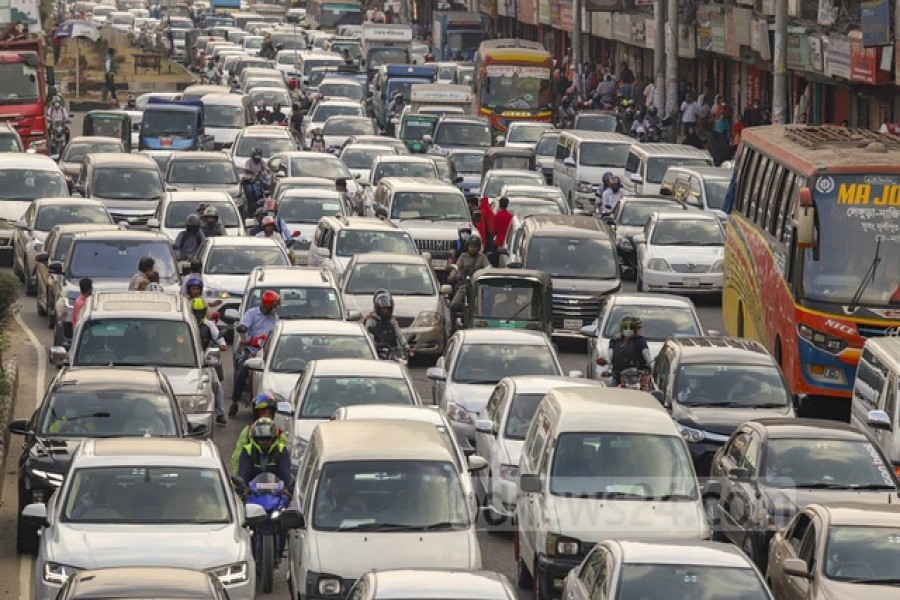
[553,131,633,210]
[200,93,257,149]
[850,334,900,477]
[622,143,713,195]
[516,387,708,599]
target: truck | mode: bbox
[408,83,473,116]
[360,23,412,82]
[431,11,487,61]
[0,34,48,152]
[139,98,215,150]
[371,64,435,129]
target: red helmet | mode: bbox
[262,215,276,227]
[261,290,280,310]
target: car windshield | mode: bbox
[368,47,408,69]
[476,282,542,319]
[400,117,436,141]
[63,466,231,523]
[312,104,363,122]
[303,59,344,77]
[346,263,435,295]
[452,343,559,384]
[617,565,768,599]
[168,160,238,185]
[647,158,711,184]
[764,438,897,489]
[618,201,686,226]
[375,161,437,183]
[0,170,68,200]
[235,136,295,157]
[449,152,483,174]
[319,83,364,101]
[481,67,551,112]
[164,200,240,228]
[507,125,552,144]
[504,393,546,440]
[434,122,492,148]
[246,286,343,319]
[580,143,630,167]
[341,147,395,169]
[650,219,723,246]
[674,364,789,407]
[550,433,698,499]
[250,89,292,106]
[69,241,176,278]
[205,247,289,275]
[312,460,468,531]
[39,391,178,437]
[277,51,302,65]
[74,319,198,368]
[535,135,559,157]
[527,237,618,279]
[432,158,451,181]
[336,230,417,257]
[0,63,40,103]
[324,119,375,136]
[92,168,164,200]
[824,526,900,582]
[484,173,544,197]
[289,157,349,179]
[576,114,617,132]
[61,142,123,163]
[507,199,562,216]
[704,179,730,210]
[603,305,701,341]
[141,111,198,139]
[279,195,345,222]
[203,104,245,128]
[35,204,111,231]
[270,335,372,373]
[300,376,414,417]
[391,192,469,221]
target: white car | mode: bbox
[635,211,725,294]
[301,99,365,148]
[148,191,245,241]
[321,115,377,152]
[230,125,298,172]
[338,144,400,183]
[348,569,516,600]
[478,169,546,202]
[502,122,555,149]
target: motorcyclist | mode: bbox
[201,205,227,237]
[255,100,271,123]
[184,274,204,299]
[629,111,646,138]
[230,290,280,416]
[192,296,228,426]
[309,128,325,152]
[268,102,287,125]
[448,226,472,265]
[387,92,404,135]
[255,215,285,244]
[237,417,292,489]
[46,95,70,146]
[231,392,289,473]
[597,175,625,217]
[249,198,292,240]
[243,146,271,211]
[595,74,617,108]
[608,315,653,383]
[448,233,490,327]
[173,213,207,261]
[364,290,408,358]
[203,59,218,84]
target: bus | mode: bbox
[306,0,361,31]
[472,39,552,134]
[723,125,900,405]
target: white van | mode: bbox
[622,143,713,195]
[515,387,707,597]
[287,420,482,598]
[200,93,256,149]
[850,334,900,474]
[552,131,633,210]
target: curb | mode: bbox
[0,357,20,504]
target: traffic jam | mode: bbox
[1,0,899,598]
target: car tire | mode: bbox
[13,254,23,281]
[36,288,47,317]
[532,559,544,600]
[516,557,533,590]
[24,266,36,297]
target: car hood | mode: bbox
[550,277,621,295]
[821,579,900,599]
[344,293,435,322]
[96,198,161,213]
[205,127,241,145]
[645,244,723,263]
[61,162,81,177]
[0,200,32,225]
[158,367,207,395]
[763,487,898,515]
[312,530,477,579]
[399,220,469,240]
[166,183,239,195]
[203,273,250,295]
[547,496,707,542]
[674,404,793,437]
[261,371,303,405]
[444,382,495,414]
[48,523,245,569]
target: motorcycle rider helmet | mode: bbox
[257,100,266,110]
[203,206,218,218]
[273,102,282,113]
[647,106,658,116]
[261,215,276,228]
[251,146,263,162]
[249,417,278,451]
[373,289,394,318]
[619,315,642,338]
[126,94,136,108]
[185,275,203,295]
[260,290,280,311]
[252,391,277,418]
[185,213,201,230]
[190,296,208,323]
[466,233,482,251]
[602,171,613,187]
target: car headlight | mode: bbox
[210,562,249,585]
[647,258,671,271]
[616,236,633,250]
[413,310,441,328]
[546,532,580,556]
[446,401,474,425]
[710,259,723,272]
[291,436,308,461]
[677,422,706,443]
[205,289,231,299]
[30,468,64,487]
[178,394,210,412]
[499,463,518,481]
[318,577,342,595]
[43,562,82,585]
[576,181,593,193]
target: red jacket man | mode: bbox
[492,197,513,248]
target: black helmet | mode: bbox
[251,146,263,160]
[249,417,277,449]
[467,233,481,249]
[126,94,136,107]
[648,106,658,116]
[185,213,201,228]
[373,289,394,309]
[273,102,281,112]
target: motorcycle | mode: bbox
[235,473,290,594]
[48,121,69,158]
[376,343,411,366]
[241,170,272,214]
[619,367,651,391]
[555,95,576,129]
[234,324,267,405]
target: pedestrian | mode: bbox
[682,125,704,150]
[643,79,656,109]
[617,61,635,99]
[128,256,155,290]
[632,75,646,111]
[679,91,699,138]
[103,47,118,104]
[491,196,513,266]
[72,278,92,329]
[51,26,61,64]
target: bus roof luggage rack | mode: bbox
[783,125,900,149]
[479,39,545,51]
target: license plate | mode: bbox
[564,318,582,331]
[254,482,280,490]
[431,259,448,269]
[684,277,700,287]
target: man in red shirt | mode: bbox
[492,197,514,257]
[72,278,92,329]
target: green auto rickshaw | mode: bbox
[465,268,553,336]
[82,110,132,152]
[399,113,438,153]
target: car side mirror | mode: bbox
[49,345,69,367]
[245,357,264,370]
[519,473,541,494]
[567,370,583,378]
[244,218,256,229]
[13,220,27,230]
[244,503,268,527]
[223,308,240,322]
[374,206,388,219]
[8,418,32,435]
[727,466,750,481]
[632,234,646,245]
[279,505,305,529]
[268,157,282,171]
[867,409,892,431]
[506,261,522,269]
[426,366,446,381]
[467,455,488,472]
[453,176,463,184]
[440,284,452,295]
[629,173,643,184]
[579,324,598,338]
[188,423,210,438]
[563,157,575,168]
[276,401,293,416]
[48,261,63,275]
[203,347,221,367]
[21,503,49,527]
[316,246,331,258]
[35,253,49,264]
[345,309,361,321]
[782,558,810,579]
[658,187,672,196]
[475,419,495,435]
[650,390,666,405]
[147,218,161,229]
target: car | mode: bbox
[22,438,269,599]
[230,124,298,171]
[56,567,231,600]
[341,134,409,155]
[767,503,900,599]
[286,358,422,467]
[137,149,175,173]
[307,215,419,279]
[659,165,733,219]
[0,121,24,152]
[581,293,706,382]
[148,191,246,241]
[447,148,486,199]
[269,150,358,193]
[340,252,452,356]
[427,329,572,446]
[534,130,560,183]
[634,211,725,294]
[474,376,605,529]
[502,122,555,150]
[317,77,365,104]
[622,143,714,195]
[276,188,349,253]
[606,194,694,278]
[8,366,202,552]
[163,151,245,214]
[245,320,377,407]
[850,336,900,471]
[573,110,623,133]
[427,116,493,154]
[339,143,400,183]
[57,136,125,183]
[368,154,440,189]
[478,169,546,202]
[301,99,366,147]
[321,115,377,152]
[13,198,112,296]
[272,176,338,202]
[0,154,69,253]
[348,569,516,600]
[497,184,568,211]
[563,540,773,600]
[74,153,166,226]
[650,336,795,475]
[706,418,900,568]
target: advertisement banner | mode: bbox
[519,0,537,25]
[861,0,891,47]
[539,0,550,25]
[724,8,740,58]
[750,18,771,60]
[557,2,573,31]
[808,35,824,72]
[745,66,766,106]
[592,11,612,38]
[787,28,809,70]
[825,34,851,79]
[630,16,645,46]
[817,0,835,24]
[612,12,631,43]
[0,0,41,32]
[849,30,889,83]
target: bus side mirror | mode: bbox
[796,187,815,250]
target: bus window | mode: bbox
[765,165,787,236]
[755,159,776,225]
[777,172,796,242]
[747,154,767,220]
[738,150,758,216]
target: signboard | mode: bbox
[808,35,824,72]
[612,13,631,43]
[861,0,891,47]
[519,0,537,25]
[538,0,550,25]
[485,65,551,78]
[818,0,835,24]
[0,0,41,32]
[745,66,766,106]
[787,28,809,70]
[557,3,573,31]
[584,0,624,10]
[751,18,771,60]
[825,33,851,79]
[592,11,612,38]
[631,16,645,46]
[724,9,740,58]
[733,7,752,46]
[363,26,413,41]
[850,29,889,83]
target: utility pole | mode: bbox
[772,0,788,123]
[664,0,678,118]
[653,0,664,110]
[572,0,583,101]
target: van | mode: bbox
[516,387,708,599]
[199,93,256,149]
[553,131,633,210]
[622,143,713,195]
[287,420,482,598]
[850,333,900,476]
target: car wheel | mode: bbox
[12,253,23,281]
[24,265,36,296]
[516,556,533,590]
[36,286,47,317]
[532,559,544,600]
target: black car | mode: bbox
[605,195,692,279]
[705,418,900,569]
[56,567,230,599]
[649,336,795,476]
[8,367,205,553]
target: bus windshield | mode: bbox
[0,63,40,103]
[804,174,900,308]
[481,65,551,112]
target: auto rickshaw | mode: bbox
[398,113,438,153]
[481,147,536,177]
[464,268,553,336]
[82,110,132,152]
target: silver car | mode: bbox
[348,569,516,600]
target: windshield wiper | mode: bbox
[846,578,900,586]
[793,482,893,490]
[646,493,695,501]
[338,522,422,531]
[597,491,646,499]
[750,403,790,408]
[683,401,746,408]
[848,237,882,313]
[457,379,499,385]
[421,521,463,530]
